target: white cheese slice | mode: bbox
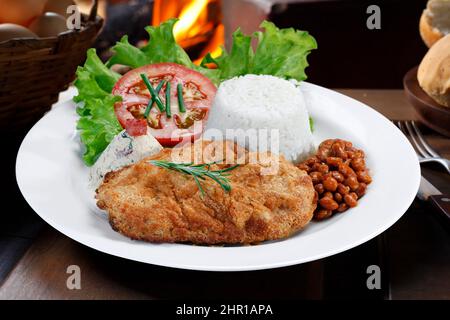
[88,129,163,189]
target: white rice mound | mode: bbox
[205,74,315,163]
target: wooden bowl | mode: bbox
[403,66,450,137]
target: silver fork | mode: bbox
[395,120,450,174]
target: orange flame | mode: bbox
[173,0,209,41]
[194,24,224,65]
[152,0,224,64]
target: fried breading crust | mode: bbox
[96,140,316,245]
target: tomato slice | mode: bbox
[112,63,216,147]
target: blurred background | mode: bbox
[77,0,429,88]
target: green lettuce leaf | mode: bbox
[74,49,122,166]
[76,95,123,166]
[209,29,253,80]
[75,19,317,166]
[204,21,317,83]
[252,21,317,81]
[106,19,220,84]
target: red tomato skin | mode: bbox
[156,129,204,147]
[112,63,216,98]
[114,102,147,136]
[111,63,216,144]
[125,119,147,136]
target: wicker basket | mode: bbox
[0,0,103,133]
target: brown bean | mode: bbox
[319,139,335,149]
[297,164,310,172]
[309,171,323,184]
[305,157,319,166]
[323,191,334,199]
[344,194,358,207]
[353,149,365,159]
[323,176,338,192]
[351,157,365,172]
[317,148,330,161]
[356,183,367,197]
[319,197,339,211]
[317,164,329,174]
[331,142,347,159]
[338,163,356,177]
[315,209,333,220]
[344,176,359,191]
[303,139,370,218]
[337,183,350,195]
[337,203,349,212]
[314,183,325,194]
[330,170,345,183]
[326,157,343,167]
[347,151,355,159]
[357,170,372,184]
[322,172,331,180]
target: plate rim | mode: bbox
[15,82,421,271]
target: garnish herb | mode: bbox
[140,74,165,112]
[165,82,171,118]
[149,160,239,196]
[75,19,317,166]
[177,83,186,113]
[309,116,314,132]
[144,80,166,118]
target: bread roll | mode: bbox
[419,0,450,47]
[418,34,450,107]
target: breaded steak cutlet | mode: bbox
[96,140,316,245]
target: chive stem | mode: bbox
[155,80,165,94]
[165,82,171,118]
[143,80,166,118]
[140,74,165,113]
[177,83,186,113]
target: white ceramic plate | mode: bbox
[16,83,420,271]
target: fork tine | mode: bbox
[395,120,409,142]
[404,121,429,158]
[394,121,421,157]
[396,121,417,154]
[395,120,405,133]
[411,121,440,157]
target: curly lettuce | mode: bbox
[75,19,317,166]
[74,50,122,166]
[201,21,317,83]
[106,19,220,83]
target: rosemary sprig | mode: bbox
[140,74,165,112]
[143,80,166,119]
[149,160,240,196]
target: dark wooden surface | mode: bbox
[0,89,449,300]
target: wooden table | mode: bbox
[1,89,449,300]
